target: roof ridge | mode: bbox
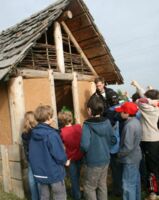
[0,0,69,35]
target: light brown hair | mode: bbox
[58,111,73,126]
[22,111,37,133]
[35,105,53,123]
[94,77,105,84]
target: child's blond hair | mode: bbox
[22,111,37,133]
[35,105,53,123]
[58,111,73,126]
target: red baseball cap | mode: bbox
[115,102,138,115]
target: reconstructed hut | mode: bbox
[0,0,123,198]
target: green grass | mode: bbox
[0,184,26,200]
[0,181,147,200]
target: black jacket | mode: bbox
[91,87,116,113]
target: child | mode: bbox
[115,102,142,200]
[80,96,113,200]
[105,90,123,196]
[132,80,159,196]
[58,111,83,200]
[29,105,67,200]
[21,111,39,200]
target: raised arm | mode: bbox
[131,80,145,98]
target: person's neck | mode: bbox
[100,89,105,94]
[65,123,72,127]
[44,121,50,125]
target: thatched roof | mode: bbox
[0,0,123,84]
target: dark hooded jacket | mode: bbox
[91,87,118,115]
[29,123,67,184]
[80,117,113,167]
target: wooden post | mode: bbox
[1,145,12,193]
[8,76,25,144]
[91,81,96,94]
[61,21,98,76]
[72,72,81,124]
[45,32,51,69]
[61,10,73,20]
[54,21,65,73]
[48,70,58,127]
[0,144,25,198]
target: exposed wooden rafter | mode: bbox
[61,21,98,76]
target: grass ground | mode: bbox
[0,180,146,200]
[0,184,26,200]
[0,183,121,200]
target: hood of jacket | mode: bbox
[31,123,58,141]
[84,117,110,137]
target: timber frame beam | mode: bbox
[18,68,96,81]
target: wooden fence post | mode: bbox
[0,145,12,193]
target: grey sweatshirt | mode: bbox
[137,99,159,142]
[118,117,142,164]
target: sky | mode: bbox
[0,0,159,95]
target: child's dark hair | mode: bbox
[87,96,104,116]
[132,92,140,102]
[35,105,53,123]
[144,89,159,100]
[107,90,119,106]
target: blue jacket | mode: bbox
[80,117,113,167]
[29,123,67,184]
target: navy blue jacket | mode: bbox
[29,123,67,184]
[80,117,113,167]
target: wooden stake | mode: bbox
[45,32,51,69]
[54,22,65,73]
[1,145,12,193]
[72,72,81,124]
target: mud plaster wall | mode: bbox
[0,82,12,144]
[23,78,52,111]
[77,81,94,124]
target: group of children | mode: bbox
[21,77,159,200]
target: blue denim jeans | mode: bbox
[122,163,141,200]
[69,160,81,200]
[28,164,39,200]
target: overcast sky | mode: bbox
[0,0,159,95]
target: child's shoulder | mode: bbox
[72,124,82,129]
[125,117,140,128]
[48,129,61,141]
[84,117,107,123]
